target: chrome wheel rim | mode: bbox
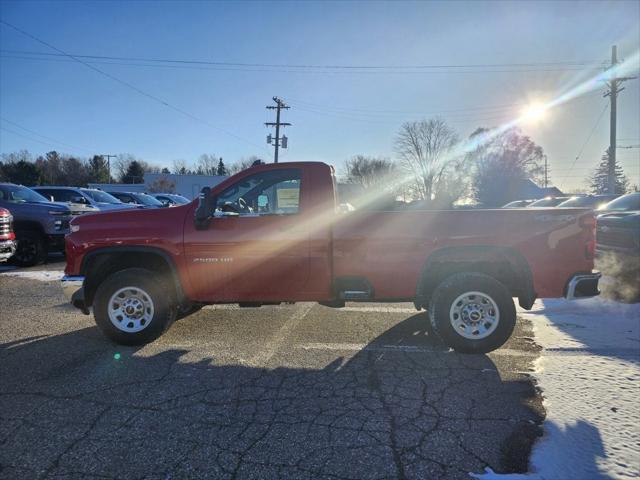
[108,287,154,333]
[449,291,500,340]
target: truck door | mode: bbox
[184,167,311,302]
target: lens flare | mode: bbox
[521,102,548,123]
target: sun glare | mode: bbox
[521,102,548,123]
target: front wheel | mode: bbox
[13,231,46,267]
[428,272,516,354]
[93,268,176,345]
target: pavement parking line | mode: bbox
[338,306,418,313]
[297,343,538,357]
[246,303,314,366]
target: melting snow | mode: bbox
[472,297,640,480]
[0,269,64,281]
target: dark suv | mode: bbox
[0,183,72,266]
[596,193,640,255]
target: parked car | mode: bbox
[556,194,620,210]
[0,183,72,266]
[526,196,571,207]
[502,199,535,208]
[151,193,191,207]
[596,192,640,257]
[107,191,165,208]
[0,207,16,262]
[33,186,136,212]
[63,161,600,353]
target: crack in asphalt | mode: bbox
[0,279,544,480]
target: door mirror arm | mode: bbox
[194,187,216,230]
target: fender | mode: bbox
[80,246,187,306]
[415,245,536,310]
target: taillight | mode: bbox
[579,214,597,229]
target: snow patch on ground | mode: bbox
[473,297,640,480]
[0,269,64,281]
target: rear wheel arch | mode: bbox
[80,247,186,308]
[415,245,535,310]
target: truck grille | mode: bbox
[597,227,637,249]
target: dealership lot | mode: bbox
[1,260,543,480]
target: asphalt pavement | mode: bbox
[0,259,543,480]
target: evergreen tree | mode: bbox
[216,158,228,176]
[88,155,110,183]
[588,150,629,194]
[122,160,145,184]
[161,167,170,174]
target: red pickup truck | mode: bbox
[63,162,600,353]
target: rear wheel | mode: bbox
[428,272,516,354]
[93,268,176,345]
[13,230,46,267]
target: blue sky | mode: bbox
[0,0,638,191]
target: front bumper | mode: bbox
[565,272,601,300]
[0,239,16,261]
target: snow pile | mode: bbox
[0,269,64,281]
[473,297,640,480]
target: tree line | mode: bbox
[0,151,258,187]
[1,118,631,206]
[341,118,631,208]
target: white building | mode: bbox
[90,173,227,200]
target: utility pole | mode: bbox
[265,97,291,163]
[100,154,117,182]
[604,45,636,193]
[544,156,548,188]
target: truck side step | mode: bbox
[334,276,374,301]
[340,290,371,300]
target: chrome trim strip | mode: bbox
[61,275,84,301]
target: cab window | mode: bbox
[215,168,301,216]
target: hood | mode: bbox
[93,202,139,211]
[597,210,640,226]
[27,201,71,213]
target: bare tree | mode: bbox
[171,159,190,175]
[468,127,546,207]
[394,118,459,200]
[343,156,397,189]
[195,154,219,176]
[147,177,176,193]
[228,156,261,175]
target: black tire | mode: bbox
[428,272,516,354]
[93,268,177,345]
[12,230,46,267]
[175,303,204,321]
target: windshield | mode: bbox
[170,194,190,204]
[81,189,122,204]
[0,184,50,203]
[556,196,596,208]
[136,193,164,206]
[528,197,568,207]
[600,193,640,211]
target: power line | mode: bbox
[557,103,609,188]
[0,117,94,154]
[0,48,608,71]
[0,53,610,76]
[0,21,266,152]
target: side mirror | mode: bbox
[71,196,86,204]
[194,187,214,230]
[257,195,268,208]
